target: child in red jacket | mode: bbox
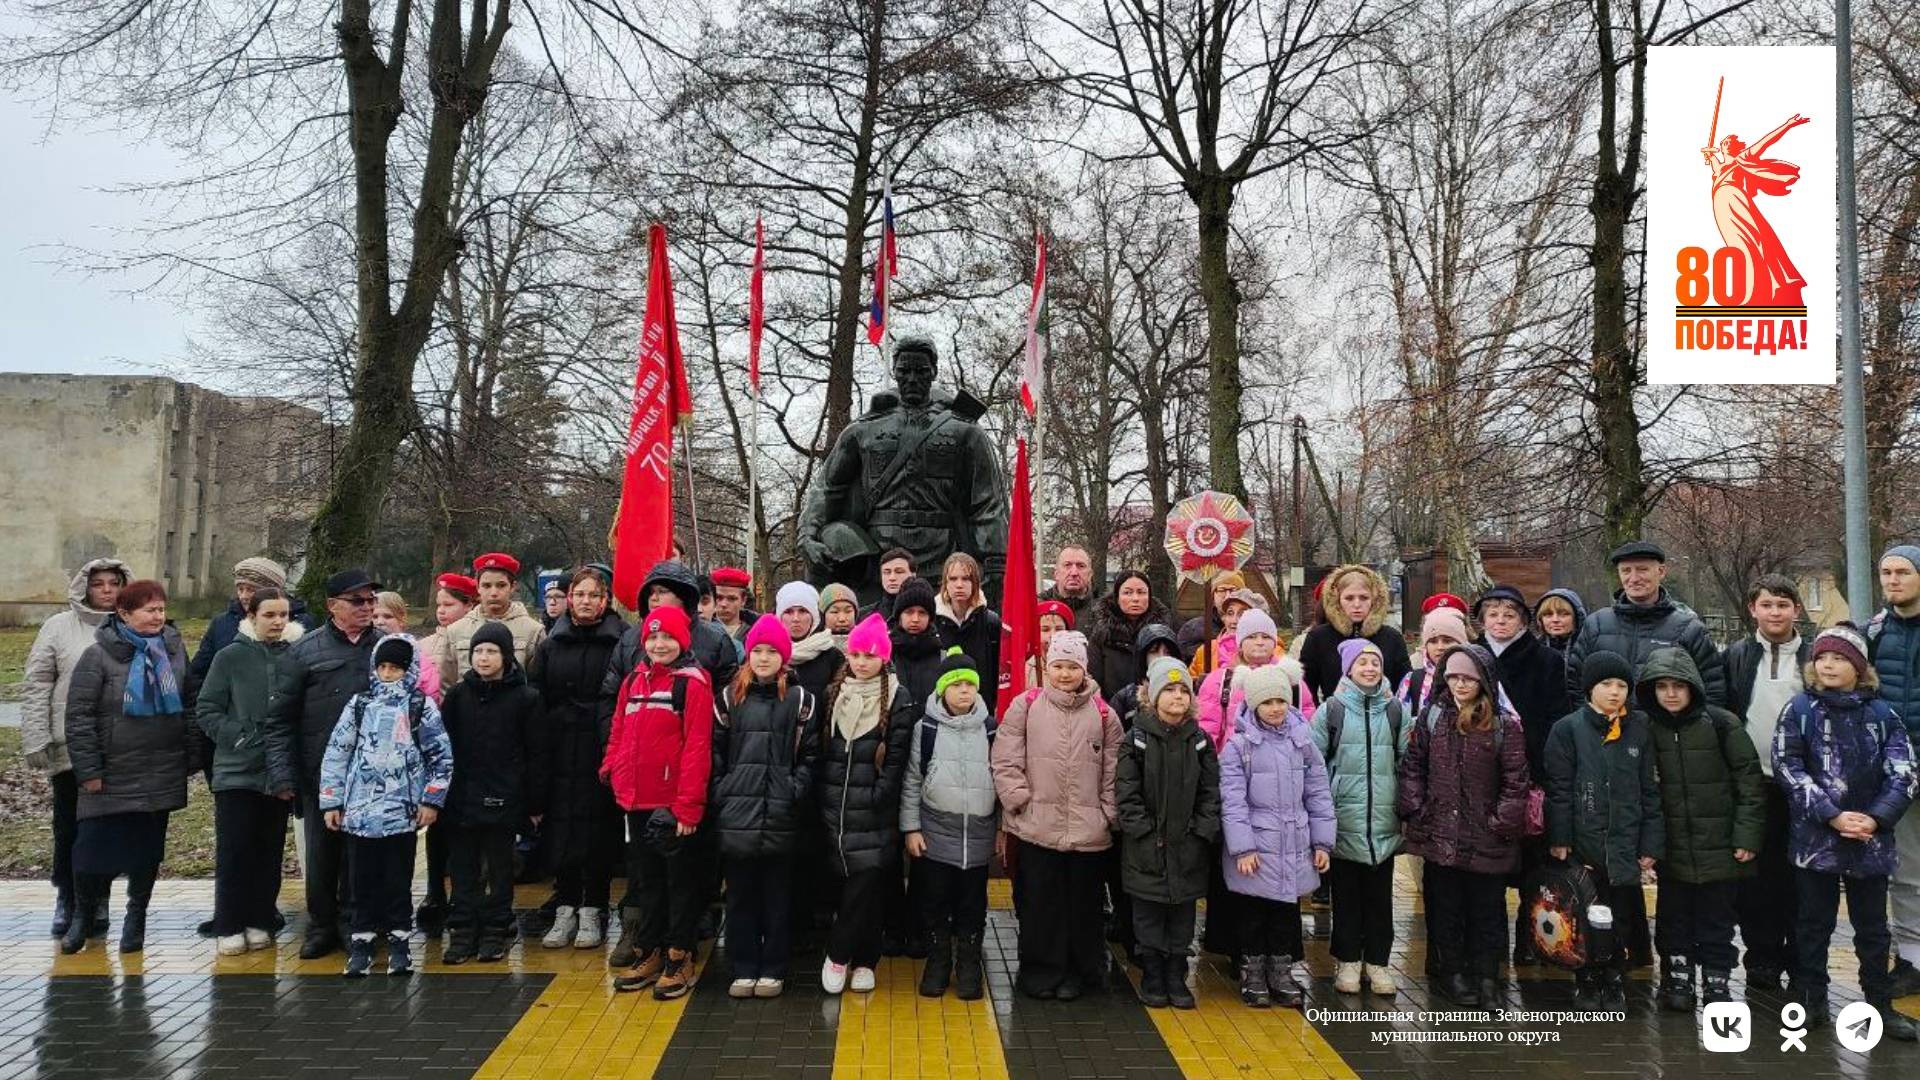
[601,606,714,999]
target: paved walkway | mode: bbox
[0,873,1907,1078]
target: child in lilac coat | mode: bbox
[1219,661,1334,1009]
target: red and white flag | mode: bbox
[613,223,693,611]
[866,175,898,346]
[749,215,765,394]
[1021,232,1047,416]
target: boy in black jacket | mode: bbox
[442,621,550,963]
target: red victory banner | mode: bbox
[997,437,1040,719]
[612,223,694,611]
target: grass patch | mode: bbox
[0,618,208,697]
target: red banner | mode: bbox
[997,437,1039,719]
[613,223,693,611]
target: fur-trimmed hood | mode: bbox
[239,618,306,645]
[1320,563,1389,637]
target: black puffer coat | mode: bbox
[1086,596,1175,709]
[935,596,1002,713]
[65,619,202,819]
[440,665,551,828]
[891,625,945,711]
[1543,705,1664,886]
[711,677,819,860]
[531,613,627,836]
[815,677,915,876]
[1489,631,1570,778]
[1115,714,1222,904]
[1564,588,1727,708]
[266,620,378,797]
[1637,648,1765,884]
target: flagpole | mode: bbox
[681,424,704,569]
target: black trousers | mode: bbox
[212,790,289,936]
[448,823,517,935]
[1329,856,1396,965]
[1103,846,1134,948]
[726,855,794,979]
[1796,869,1892,999]
[423,822,450,906]
[1132,898,1197,955]
[51,771,78,900]
[1238,896,1303,957]
[1654,877,1738,971]
[626,813,707,954]
[1423,863,1506,979]
[1202,846,1240,957]
[74,866,157,911]
[551,816,622,909]
[299,789,349,929]
[828,866,890,968]
[1014,840,1107,990]
[1737,786,1798,975]
[347,833,416,936]
[915,859,989,939]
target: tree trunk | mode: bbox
[822,0,887,448]
[1192,177,1245,501]
[1588,0,1647,551]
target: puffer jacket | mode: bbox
[439,664,549,828]
[1110,623,1180,730]
[265,619,381,797]
[190,593,315,686]
[1311,677,1410,866]
[528,612,627,830]
[934,595,1002,713]
[1775,687,1918,877]
[1396,646,1530,874]
[1543,704,1664,886]
[21,557,132,775]
[1197,655,1315,750]
[789,630,845,703]
[900,691,998,870]
[598,561,740,719]
[1638,647,1765,883]
[442,602,547,680]
[1564,588,1727,707]
[601,659,715,827]
[1299,564,1412,702]
[1868,607,1920,737]
[711,676,819,860]
[1116,713,1222,904]
[317,641,451,838]
[1532,587,1588,656]
[65,617,201,820]
[992,681,1123,853]
[1085,595,1176,711]
[891,624,946,709]
[816,674,914,875]
[1220,708,1335,900]
[196,619,305,794]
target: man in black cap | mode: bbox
[264,567,385,959]
[1563,541,1726,708]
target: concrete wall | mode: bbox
[0,374,321,618]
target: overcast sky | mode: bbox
[0,88,200,378]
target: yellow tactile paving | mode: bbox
[829,956,1011,1079]
[471,950,709,1080]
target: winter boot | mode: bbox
[919,931,954,997]
[51,891,74,938]
[88,898,110,937]
[1437,973,1480,1006]
[1239,954,1271,1007]
[477,930,509,963]
[954,933,986,1001]
[1166,953,1196,1010]
[1872,998,1919,1042]
[1572,967,1601,1012]
[608,908,642,969]
[1659,955,1696,1012]
[1701,968,1732,1005]
[1599,967,1629,1013]
[443,928,478,965]
[387,933,414,977]
[613,949,665,993]
[344,936,376,978]
[1267,956,1304,1009]
[654,948,698,1000]
[59,892,92,955]
[119,897,149,954]
[1137,950,1170,1008]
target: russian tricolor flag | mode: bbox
[867,175,897,346]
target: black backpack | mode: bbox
[1320,694,1406,776]
[917,710,994,776]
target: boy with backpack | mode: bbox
[901,647,998,1000]
[1638,647,1765,1011]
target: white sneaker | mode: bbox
[1365,963,1397,996]
[217,934,248,956]
[1333,961,1362,994]
[573,908,604,949]
[542,906,577,949]
[245,928,274,951]
[821,958,849,994]
[729,978,757,998]
[753,978,785,998]
[850,967,876,993]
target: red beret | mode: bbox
[642,606,693,651]
[1036,600,1076,629]
[435,573,479,600]
[473,552,521,578]
[711,566,751,590]
[1422,593,1469,615]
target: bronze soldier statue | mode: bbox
[799,336,1008,603]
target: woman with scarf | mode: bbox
[61,579,200,954]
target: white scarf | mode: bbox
[833,673,887,743]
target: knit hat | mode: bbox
[233,557,288,592]
[1046,630,1089,669]
[1580,650,1633,694]
[1421,606,1470,645]
[846,612,893,660]
[641,606,692,653]
[1443,647,1485,684]
[1472,584,1528,621]
[743,613,793,666]
[1881,544,1920,574]
[935,646,981,697]
[894,577,937,619]
[819,583,859,616]
[1236,609,1278,645]
[775,581,820,621]
[1241,663,1296,710]
[1211,570,1247,593]
[373,635,414,670]
[1036,599,1076,629]
[1812,623,1871,677]
[1422,592,1469,616]
[1146,656,1190,706]
[470,620,515,663]
[1337,638,1383,676]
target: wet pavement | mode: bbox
[0,872,1911,1078]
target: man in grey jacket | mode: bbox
[1564,540,1727,707]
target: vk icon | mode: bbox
[1703,1001,1753,1053]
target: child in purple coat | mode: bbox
[1220,661,1334,1008]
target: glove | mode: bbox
[25,749,50,772]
